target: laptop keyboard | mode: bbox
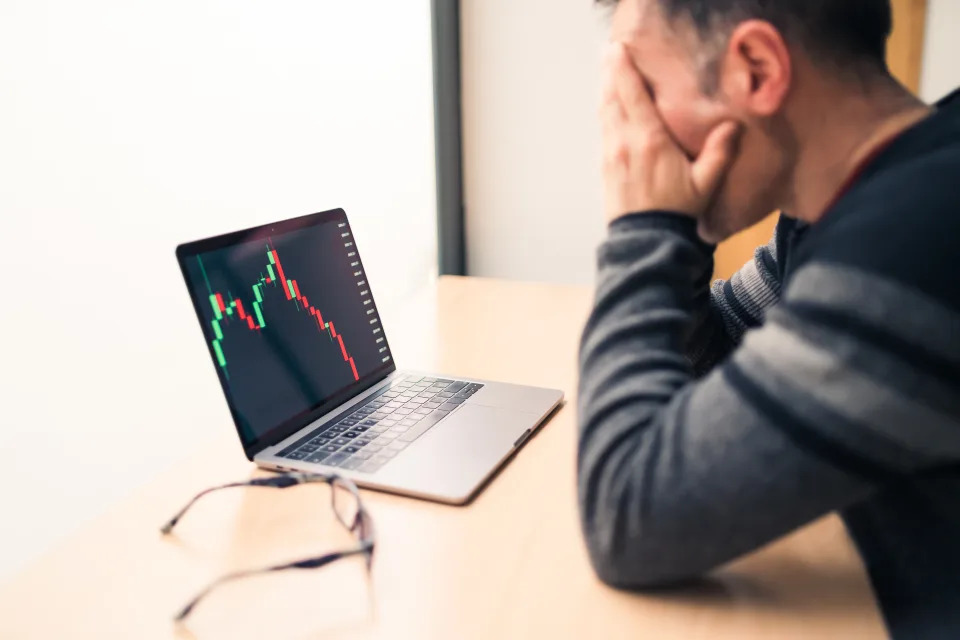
[277,376,484,474]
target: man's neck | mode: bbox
[784,82,932,223]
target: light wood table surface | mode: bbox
[0,277,888,639]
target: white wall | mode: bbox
[920,0,960,103]
[0,0,436,580]
[461,0,609,285]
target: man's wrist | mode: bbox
[607,204,699,226]
[609,210,716,253]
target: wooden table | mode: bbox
[0,277,888,639]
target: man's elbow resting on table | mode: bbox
[578,455,707,590]
[580,512,701,590]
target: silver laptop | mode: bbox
[176,208,563,504]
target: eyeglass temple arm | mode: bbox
[174,547,369,622]
[160,475,318,535]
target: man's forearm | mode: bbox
[577,212,879,587]
[579,211,717,585]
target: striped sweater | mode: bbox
[577,89,960,640]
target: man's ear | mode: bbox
[718,20,792,116]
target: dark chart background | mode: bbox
[184,219,393,444]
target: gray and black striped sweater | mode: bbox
[578,89,960,640]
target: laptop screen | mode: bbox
[177,209,396,452]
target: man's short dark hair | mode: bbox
[601,0,893,79]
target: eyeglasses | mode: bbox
[161,472,376,622]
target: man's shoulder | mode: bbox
[792,144,960,312]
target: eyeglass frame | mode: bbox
[160,472,376,622]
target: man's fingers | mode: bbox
[691,121,742,198]
[601,95,625,131]
[601,49,618,105]
[608,42,658,125]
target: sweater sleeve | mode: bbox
[577,212,960,588]
[685,216,785,376]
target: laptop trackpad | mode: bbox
[378,404,534,501]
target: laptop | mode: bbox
[176,208,564,504]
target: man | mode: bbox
[578,0,960,638]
